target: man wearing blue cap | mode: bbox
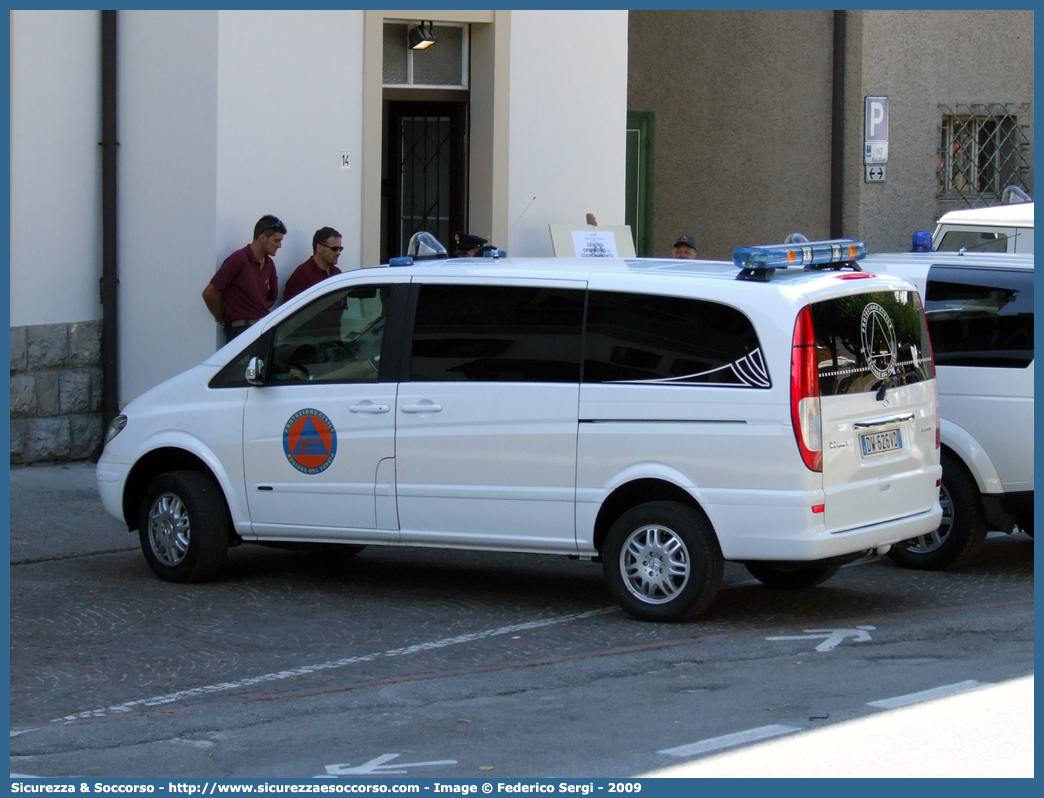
[672,235,697,259]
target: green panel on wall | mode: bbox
[625,111,654,256]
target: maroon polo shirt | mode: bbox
[283,256,342,302]
[210,245,278,321]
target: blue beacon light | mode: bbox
[733,238,867,271]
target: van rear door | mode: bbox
[808,287,941,532]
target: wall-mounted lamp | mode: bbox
[408,21,437,51]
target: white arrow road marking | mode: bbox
[318,754,457,776]
[766,625,875,652]
[658,725,801,758]
[52,609,611,722]
[867,680,990,710]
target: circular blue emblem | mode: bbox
[282,408,337,474]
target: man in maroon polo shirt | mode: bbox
[203,214,287,342]
[283,226,343,302]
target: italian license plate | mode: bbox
[860,428,902,456]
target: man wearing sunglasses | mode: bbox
[204,214,287,342]
[283,227,345,303]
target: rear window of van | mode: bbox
[924,265,1033,368]
[810,290,935,396]
[584,291,769,387]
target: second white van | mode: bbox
[933,202,1034,254]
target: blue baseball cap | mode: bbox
[673,235,697,250]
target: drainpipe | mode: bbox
[830,10,846,238]
[100,10,119,425]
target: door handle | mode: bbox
[400,401,443,414]
[349,403,390,414]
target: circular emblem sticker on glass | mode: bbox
[860,302,898,379]
[283,408,337,474]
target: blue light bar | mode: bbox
[389,256,413,267]
[733,238,867,270]
[482,248,507,258]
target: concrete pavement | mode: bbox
[9,460,136,564]
[8,461,1035,778]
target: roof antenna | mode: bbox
[510,196,537,237]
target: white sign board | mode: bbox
[572,230,618,258]
[548,224,636,258]
[864,141,889,164]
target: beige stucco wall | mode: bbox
[629,9,1034,259]
[846,10,1034,252]
[10,10,103,327]
[628,10,834,260]
[507,10,630,257]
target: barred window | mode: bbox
[938,103,1032,204]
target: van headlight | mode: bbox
[104,414,128,447]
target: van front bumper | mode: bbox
[96,458,131,526]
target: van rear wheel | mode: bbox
[139,471,229,583]
[744,563,840,589]
[603,501,723,622]
[888,451,988,570]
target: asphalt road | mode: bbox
[9,463,1035,778]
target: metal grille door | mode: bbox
[399,115,452,253]
[386,101,466,259]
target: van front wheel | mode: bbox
[603,501,723,622]
[139,471,229,583]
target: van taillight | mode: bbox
[791,306,822,472]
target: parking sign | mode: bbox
[865,96,888,141]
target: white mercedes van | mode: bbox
[933,202,1034,254]
[97,239,942,621]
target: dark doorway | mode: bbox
[383,100,467,260]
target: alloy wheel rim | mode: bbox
[620,524,690,604]
[906,483,954,554]
[148,492,191,566]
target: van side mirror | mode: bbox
[245,356,266,386]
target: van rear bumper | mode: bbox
[719,502,943,562]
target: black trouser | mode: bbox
[223,319,257,343]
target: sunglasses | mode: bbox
[322,244,344,252]
[260,217,287,235]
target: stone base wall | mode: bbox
[10,320,105,464]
